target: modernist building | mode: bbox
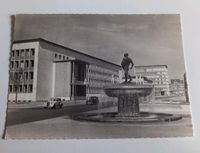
[8,38,121,102]
[134,65,170,97]
[169,79,185,96]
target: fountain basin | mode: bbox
[72,112,182,123]
[71,82,182,124]
[104,83,154,116]
[104,83,153,97]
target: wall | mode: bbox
[8,42,39,101]
[53,62,71,99]
[36,44,54,101]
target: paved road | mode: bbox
[6,104,98,126]
[6,114,193,139]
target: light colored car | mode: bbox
[43,98,63,109]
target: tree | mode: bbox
[11,67,23,103]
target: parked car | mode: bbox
[43,98,63,109]
[86,96,99,105]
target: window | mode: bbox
[23,85,28,93]
[63,56,65,60]
[11,50,15,57]
[24,72,29,80]
[25,49,30,57]
[30,60,34,67]
[55,53,57,58]
[19,85,23,93]
[21,49,25,57]
[14,72,19,80]
[30,72,34,80]
[59,54,61,59]
[15,61,19,68]
[16,50,20,57]
[29,84,33,93]
[20,61,24,68]
[31,48,35,56]
[11,61,14,68]
[9,85,12,92]
[25,60,29,68]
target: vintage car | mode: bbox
[86,96,99,105]
[43,98,63,109]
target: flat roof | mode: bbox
[13,38,121,68]
[135,65,168,68]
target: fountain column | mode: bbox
[118,94,139,116]
[104,83,153,117]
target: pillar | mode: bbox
[118,94,140,117]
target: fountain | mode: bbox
[104,82,153,117]
[72,76,182,123]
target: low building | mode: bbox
[8,38,121,102]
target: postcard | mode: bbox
[4,14,193,139]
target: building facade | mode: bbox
[134,65,170,97]
[183,73,189,102]
[8,38,121,102]
[169,79,185,96]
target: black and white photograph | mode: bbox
[4,14,193,139]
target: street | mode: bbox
[4,101,193,139]
[6,103,98,126]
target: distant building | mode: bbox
[169,79,185,96]
[8,38,121,102]
[183,73,189,102]
[134,65,170,97]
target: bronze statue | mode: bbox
[121,53,134,83]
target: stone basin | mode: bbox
[104,83,153,97]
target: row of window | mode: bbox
[88,75,114,82]
[89,64,118,72]
[10,60,34,69]
[89,68,118,76]
[88,70,117,78]
[54,53,69,60]
[10,72,34,82]
[9,84,33,93]
[136,72,168,78]
[11,48,35,58]
[139,67,168,72]
[89,78,112,84]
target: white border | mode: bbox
[0,0,200,152]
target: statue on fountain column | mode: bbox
[121,53,134,83]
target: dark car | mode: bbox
[86,96,99,105]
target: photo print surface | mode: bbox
[4,14,193,139]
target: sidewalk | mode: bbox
[86,103,191,115]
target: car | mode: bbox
[43,98,63,109]
[86,96,99,105]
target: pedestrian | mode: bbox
[121,53,134,83]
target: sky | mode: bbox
[13,14,186,79]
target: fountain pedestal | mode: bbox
[118,94,139,116]
[104,83,153,117]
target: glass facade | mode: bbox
[87,64,119,94]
